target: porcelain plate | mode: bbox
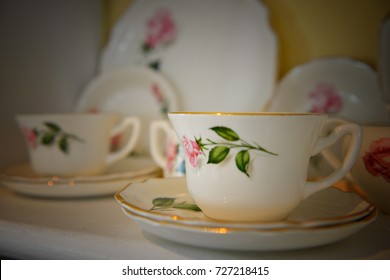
[115,178,377,251]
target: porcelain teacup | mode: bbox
[168,112,362,222]
[16,113,141,177]
[149,120,185,177]
[321,118,390,214]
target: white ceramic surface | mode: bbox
[75,67,179,155]
[0,157,161,198]
[168,112,361,222]
[100,0,277,112]
[16,113,140,176]
[116,178,377,251]
[268,57,389,124]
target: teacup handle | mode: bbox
[304,120,362,199]
[150,120,175,168]
[106,116,141,165]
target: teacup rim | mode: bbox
[15,112,121,118]
[168,111,327,117]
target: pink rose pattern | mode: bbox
[110,134,123,151]
[145,8,176,50]
[151,83,164,103]
[23,127,38,148]
[21,123,84,154]
[181,136,202,168]
[308,82,343,114]
[151,83,168,114]
[142,8,176,71]
[165,138,178,173]
[180,127,277,177]
[87,107,99,114]
[363,138,390,183]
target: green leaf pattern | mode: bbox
[235,150,251,177]
[210,126,240,141]
[151,197,201,212]
[23,122,84,154]
[184,126,278,178]
[207,146,230,164]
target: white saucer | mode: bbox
[0,157,161,198]
[115,178,377,251]
[75,67,179,155]
[268,57,389,124]
[100,0,277,112]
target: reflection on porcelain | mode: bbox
[100,0,277,112]
[169,112,361,222]
[115,177,377,251]
[75,67,179,155]
[0,157,161,198]
[268,57,390,124]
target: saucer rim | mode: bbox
[121,205,378,251]
[0,171,162,198]
[0,157,161,184]
[115,177,374,229]
[122,204,378,233]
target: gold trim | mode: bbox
[122,206,378,234]
[114,179,375,229]
[0,162,162,185]
[168,112,326,116]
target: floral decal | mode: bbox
[165,140,185,175]
[22,123,84,154]
[110,134,123,151]
[308,82,343,114]
[165,140,178,172]
[151,197,201,212]
[182,135,203,168]
[87,107,99,114]
[181,127,277,177]
[23,127,38,149]
[363,138,390,183]
[151,83,169,115]
[141,8,177,71]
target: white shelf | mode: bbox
[0,185,389,260]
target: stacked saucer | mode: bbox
[115,177,377,251]
[0,157,161,198]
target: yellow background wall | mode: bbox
[102,0,390,79]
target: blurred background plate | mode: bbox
[100,0,277,112]
[268,57,390,124]
[75,67,179,155]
